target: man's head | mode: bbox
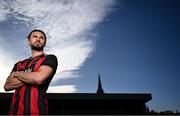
[27,29,46,51]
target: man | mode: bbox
[4,29,58,115]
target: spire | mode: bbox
[96,74,104,94]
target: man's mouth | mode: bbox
[34,42,42,47]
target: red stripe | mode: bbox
[17,61,21,71]
[9,60,21,115]
[34,56,46,71]
[30,56,46,115]
[30,86,39,115]
[22,60,28,68]
[17,85,25,114]
[28,57,38,67]
[17,60,28,70]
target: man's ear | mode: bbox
[27,39,30,45]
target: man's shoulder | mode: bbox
[45,54,57,59]
[13,57,29,68]
[16,57,29,64]
[41,54,58,69]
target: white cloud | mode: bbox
[0,1,10,21]
[0,0,116,92]
[47,85,77,93]
[0,46,15,92]
[50,40,95,80]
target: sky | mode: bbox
[0,0,179,112]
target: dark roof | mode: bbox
[0,92,152,103]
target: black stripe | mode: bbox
[13,90,20,114]
[8,93,14,115]
[24,85,31,115]
[8,93,15,114]
[8,103,12,115]
[38,90,47,115]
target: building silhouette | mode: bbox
[96,74,105,94]
[0,75,152,115]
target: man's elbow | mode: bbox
[36,81,43,85]
[35,77,45,85]
[4,84,11,91]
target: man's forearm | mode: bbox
[14,65,53,85]
[4,80,23,91]
[4,70,43,91]
[14,71,43,84]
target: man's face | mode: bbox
[28,31,46,51]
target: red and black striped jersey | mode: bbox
[9,54,58,115]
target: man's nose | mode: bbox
[37,37,40,41]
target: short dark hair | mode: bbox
[27,29,47,40]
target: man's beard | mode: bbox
[30,42,45,51]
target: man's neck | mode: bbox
[31,50,44,58]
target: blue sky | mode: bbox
[75,0,180,112]
[0,0,179,112]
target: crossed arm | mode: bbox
[4,65,53,91]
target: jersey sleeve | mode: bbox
[11,63,18,72]
[40,54,58,72]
